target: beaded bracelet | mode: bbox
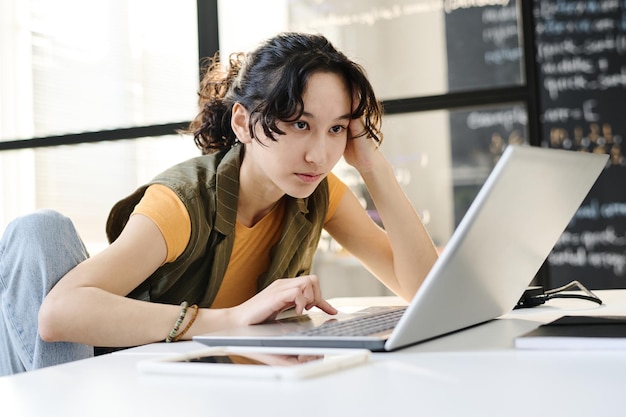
[173,304,199,342]
[165,301,189,343]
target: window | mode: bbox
[0,0,201,253]
[1,0,198,141]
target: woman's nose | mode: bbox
[304,133,328,165]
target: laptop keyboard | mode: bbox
[290,306,407,337]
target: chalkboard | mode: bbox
[444,1,528,226]
[445,1,523,92]
[534,1,626,289]
[448,105,528,226]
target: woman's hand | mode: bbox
[343,106,382,175]
[231,275,338,326]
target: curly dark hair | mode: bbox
[184,32,383,155]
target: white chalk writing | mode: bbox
[570,199,626,224]
[551,225,626,275]
[549,247,626,276]
[466,106,527,130]
[444,0,510,14]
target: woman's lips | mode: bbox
[296,173,322,183]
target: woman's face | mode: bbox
[240,71,351,199]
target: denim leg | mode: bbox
[0,209,94,376]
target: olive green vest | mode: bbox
[106,144,329,307]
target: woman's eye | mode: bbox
[330,125,346,134]
[293,121,309,130]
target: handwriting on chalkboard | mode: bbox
[552,196,626,277]
[549,246,626,276]
[535,0,626,156]
[303,1,440,28]
[301,0,514,28]
[466,106,527,130]
[538,35,626,100]
[570,199,626,224]
[536,1,621,20]
[550,195,626,279]
[550,224,626,276]
[480,5,521,65]
[535,0,626,167]
[542,99,598,123]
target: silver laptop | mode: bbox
[194,145,608,352]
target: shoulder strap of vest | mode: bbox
[105,185,149,243]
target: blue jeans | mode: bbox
[0,210,94,376]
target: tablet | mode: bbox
[136,346,370,379]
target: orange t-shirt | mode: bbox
[132,173,348,307]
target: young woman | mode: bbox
[0,32,438,375]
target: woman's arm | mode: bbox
[38,214,335,346]
[38,214,221,346]
[324,132,439,302]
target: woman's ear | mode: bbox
[231,102,252,144]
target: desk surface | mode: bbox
[3,290,626,417]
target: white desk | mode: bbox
[2,290,626,417]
